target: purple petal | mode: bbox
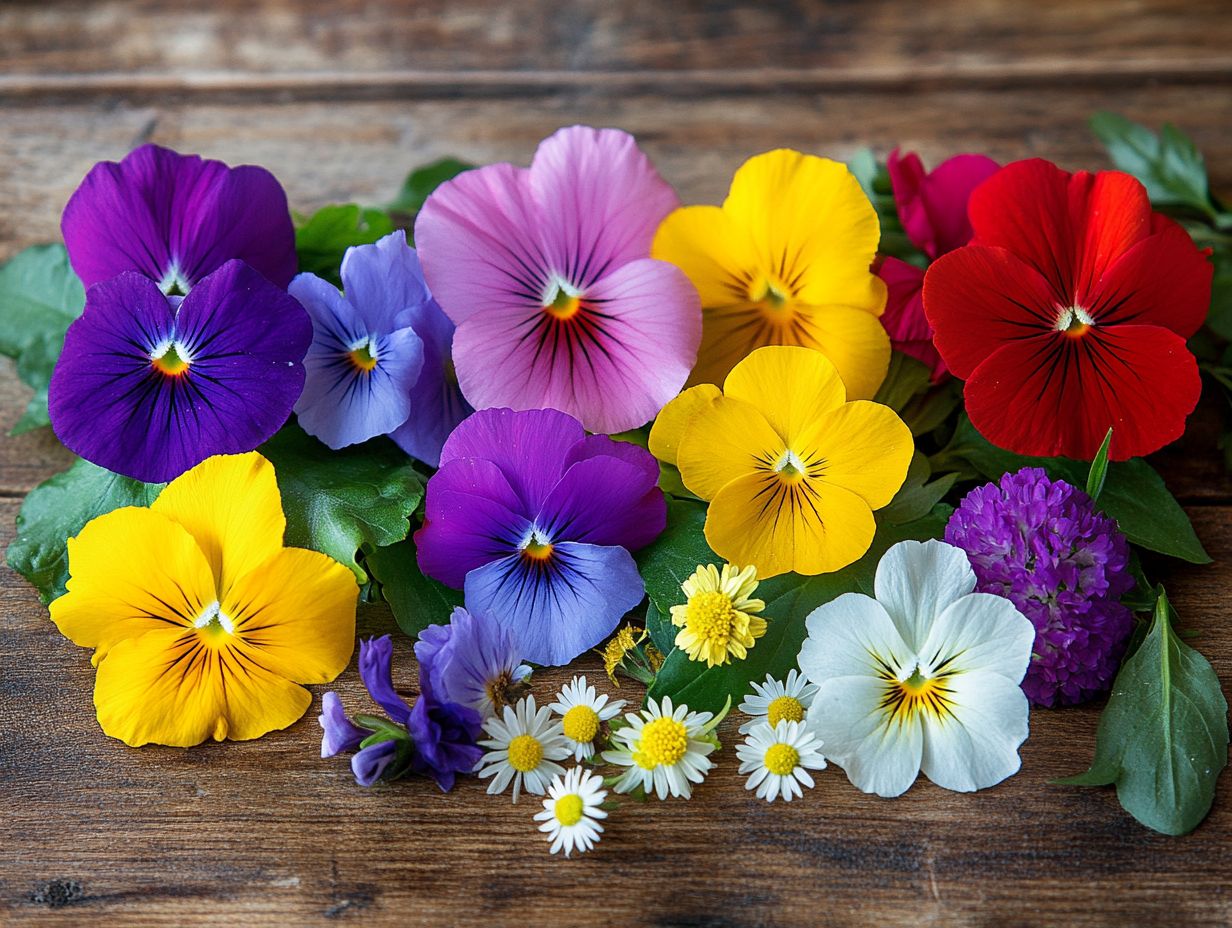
[339,231,433,333]
[406,696,484,792]
[563,433,661,487]
[351,740,400,787]
[528,126,680,289]
[48,261,311,483]
[538,455,666,551]
[463,541,645,666]
[358,635,413,725]
[62,144,296,290]
[438,407,584,513]
[415,458,530,589]
[318,691,370,758]
[414,606,528,714]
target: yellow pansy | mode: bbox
[650,346,912,578]
[653,148,889,397]
[50,452,358,747]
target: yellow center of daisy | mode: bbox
[633,717,688,769]
[764,742,800,776]
[562,705,600,743]
[554,793,585,826]
[879,667,956,724]
[685,590,738,648]
[507,734,543,772]
[767,695,805,727]
[1055,305,1095,339]
[151,341,191,376]
[348,339,379,372]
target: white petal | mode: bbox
[873,539,977,652]
[919,592,1035,682]
[799,593,914,685]
[919,670,1030,793]
[811,677,923,798]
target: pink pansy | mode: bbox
[414,126,702,434]
[887,149,1001,259]
[875,257,946,381]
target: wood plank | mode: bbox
[1,501,1229,926]
[2,0,1229,81]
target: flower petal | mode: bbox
[652,204,756,307]
[676,396,780,500]
[539,455,666,551]
[647,384,721,466]
[919,670,1029,792]
[797,399,913,509]
[339,230,433,333]
[810,676,923,798]
[50,506,215,664]
[723,345,847,440]
[464,542,645,666]
[799,592,913,684]
[150,452,285,595]
[888,150,999,258]
[918,590,1035,683]
[872,540,977,653]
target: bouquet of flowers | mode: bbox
[3,114,1228,853]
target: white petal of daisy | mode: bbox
[601,696,715,800]
[736,720,827,802]
[737,669,819,734]
[549,674,626,762]
[534,767,608,857]
[476,695,571,803]
[798,539,1035,799]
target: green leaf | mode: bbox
[941,415,1209,564]
[366,538,463,638]
[637,502,949,714]
[294,204,397,287]
[387,158,473,214]
[1090,112,1216,219]
[1204,247,1232,340]
[879,452,957,526]
[1086,428,1113,501]
[6,458,163,604]
[0,244,86,433]
[1056,589,1228,835]
[873,351,932,412]
[260,423,423,583]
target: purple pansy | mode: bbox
[415,407,666,666]
[62,143,296,293]
[415,606,532,718]
[406,696,484,792]
[48,261,312,483]
[318,691,370,758]
[944,467,1136,707]
[415,126,702,434]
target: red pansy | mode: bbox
[923,158,1212,461]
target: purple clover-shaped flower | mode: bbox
[944,467,1135,707]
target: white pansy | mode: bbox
[797,539,1035,798]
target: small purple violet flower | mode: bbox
[945,467,1135,707]
[358,635,413,724]
[415,607,532,719]
[415,407,666,666]
[351,740,403,787]
[318,691,370,758]
[406,696,484,792]
[62,143,297,293]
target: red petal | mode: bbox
[963,324,1200,461]
[923,245,1058,380]
[1070,170,1152,301]
[1086,215,1213,338]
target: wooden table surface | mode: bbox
[2,2,1231,925]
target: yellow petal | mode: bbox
[93,627,312,746]
[224,547,358,684]
[724,150,884,312]
[652,205,757,307]
[152,452,286,595]
[723,346,847,440]
[648,384,721,465]
[789,302,891,401]
[677,396,782,500]
[798,400,915,509]
[50,506,216,665]
[704,471,876,578]
[686,303,771,388]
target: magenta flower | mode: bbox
[887,149,1000,259]
[876,257,945,380]
[415,407,666,666]
[414,126,702,434]
[62,144,296,293]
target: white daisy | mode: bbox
[737,669,819,735]
[736,720,827,802]
[601,696,716,799]
[475,695,571,803]
[550,675,626,761]
[534,767,608,857]
[798,539,1035,798]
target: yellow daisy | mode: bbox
[50,452,358,747]
[650,345,913,578]
[653,148,890,397]
[669,563,767,667]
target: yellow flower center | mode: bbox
[192,600,234,641]
[748,274,793,313]
[1055,305,1095,339]
[633,717,688,769]
[764,742,800,776]
[767,695,805,727]
[562,705,600,743]
[685,590,738,648]
[545,289,582,320]
[348,339,379,372]
[878,667,956,724]
[485,669,514,713]
[522,538,554,561]
[507,734,543,772]
[150,341,191,377]
[554,793,585,827]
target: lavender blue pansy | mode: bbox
[415,606,532,719]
